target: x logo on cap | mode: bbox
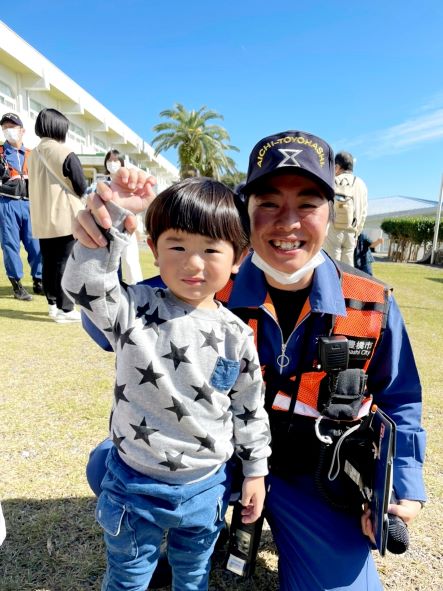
[277,148,303,168]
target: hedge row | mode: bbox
[380,216,442,262]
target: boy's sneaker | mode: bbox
[48,304,58,318]
[54,309,81,324]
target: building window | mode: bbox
[93,136,107,153]
[68,121,86,147]
[29,98,46,120]
[0,80,16,110]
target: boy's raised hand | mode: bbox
[73,168,157,249]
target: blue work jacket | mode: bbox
[83,251,426,502]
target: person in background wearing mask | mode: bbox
[0,112,43,300]
[103,149,143,284]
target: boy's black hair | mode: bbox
[34,108,70,142]
[145,177,249,262]
[104,149,125,168]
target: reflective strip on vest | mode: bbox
[216,269,390,418]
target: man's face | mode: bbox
[247,173,330,281]
[1,122,24,146]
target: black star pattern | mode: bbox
[130,417,159,446]
[236,406,260,426]
[155,288,166,298]
[237,445,255,461]
[142,307,168,334]
[162,341,191,370]
[70,249,75,261]
[114,382,129,405]
[216,410,231,425]
[191,383,214,405]
[119,327,137,349]
[105,286,118,304]
[102,228,114,252]
[194,433,216,452]
[165,396,191,421]
[199,328,223,353]
[229,388,238,398]
[66,284,101,311]
[113,322,123,340]
[136,362,164,388]
[112,431,126,454]
[159,451,188,471]
[241,357,259,380]
[136,301,150,318]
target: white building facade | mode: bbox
[0,21,179,190]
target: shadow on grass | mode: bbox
[426,277,443,283]
[0,308,53,322]
[0,498,279,591]
[0,497,104,591]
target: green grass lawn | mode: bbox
[0,252,442,590]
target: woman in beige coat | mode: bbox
[28,108,87,323]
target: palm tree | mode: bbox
[151,104,239,179]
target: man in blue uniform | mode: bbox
[74,130,426,591]
[0,112,42,300]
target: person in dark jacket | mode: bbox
[0,112,42,300]
[354,233,383,275]
[73,130,426,591]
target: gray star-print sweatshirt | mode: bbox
[62,203,271,485]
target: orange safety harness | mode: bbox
[218,264,391,508]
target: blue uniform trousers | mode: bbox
[265,473,382,591]
[97,446,231,591]
[0,196,42,280]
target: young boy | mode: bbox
[62,177,271,591]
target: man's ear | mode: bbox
[231,247,249,274]
[147,237,159,266]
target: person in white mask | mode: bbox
[74,129,425,591]
[0,112,43,300]
[103,149,143,285]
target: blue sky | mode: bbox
[3,1,443,201]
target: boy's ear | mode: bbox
[147,237,159,266]
[231,247,249,274]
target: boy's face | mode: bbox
[247,173,330,285]
[148,229,243,309]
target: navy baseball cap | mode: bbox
[243,130,335,200]
[0,112,23,127]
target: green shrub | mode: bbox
[380,216,442,261]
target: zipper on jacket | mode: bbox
[261,305,311,375]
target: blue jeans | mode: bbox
[97,446,231,591]
[0,197,42,280]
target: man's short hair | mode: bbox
[335,151,354,172]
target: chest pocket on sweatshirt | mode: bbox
[210,357,240,391]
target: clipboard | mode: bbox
[369,406,397,556]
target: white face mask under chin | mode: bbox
[251,250,325,286]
